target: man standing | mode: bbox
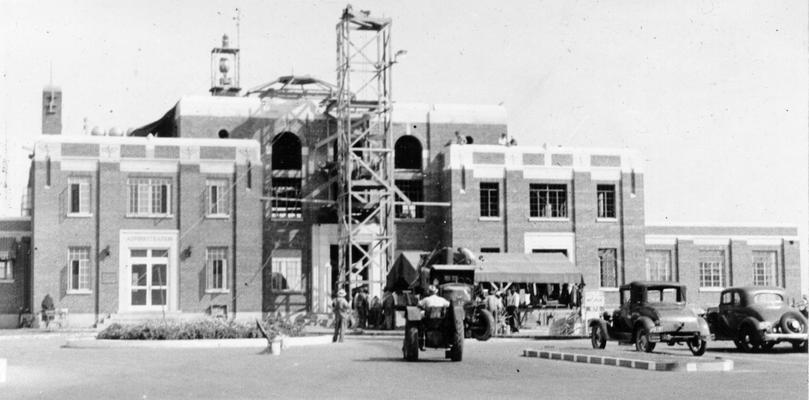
[484,289,503,334]
[506,288,520,333]
[332,289,350,343]
[353,288,369,329]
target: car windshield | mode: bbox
[754,293,784,305]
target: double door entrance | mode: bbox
[128,248,169,310]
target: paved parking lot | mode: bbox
[1,334,805,400]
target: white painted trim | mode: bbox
[589,168,621,181]
[523,232,576,264]
[472,165,505,179]
[60,159,98,172]
[120,160,178,173]
[698,287,725,293]
[199,161,235,174]
[118,230,179,314]
[645,234,795,245]
[522,167,573,180]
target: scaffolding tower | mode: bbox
[334,6,398,298]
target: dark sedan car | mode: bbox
[705,286,808,352]
[589,281,710,356]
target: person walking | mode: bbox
[332,289,350,343]
[506,288,520,333]
[353,287,369,329]
[484,289,504,334]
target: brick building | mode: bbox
[15,134,263,327]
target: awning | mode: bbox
[384,251,424,292]
[474,252,580,283]
[0,238,17,260]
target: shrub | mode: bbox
[97,318,260,340]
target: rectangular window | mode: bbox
[599,248,618,288]
[271,257,302,291]
[0,260,12,280]
[529,184,567,218]
[699,250,726,288]
[479,182,499,218]
[127,178,171,216]
[752,251,778,287]
[206,179,229,216]
[596,184,616,219]
[68,247,90,292]
[395,179,424,219]
[67,177,91,215]
[270,178,302,219]
[206,247,228,292]
[645,250,672,281]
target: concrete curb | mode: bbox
[0,358,6,384]
[522,348,734,372]
[64,335,333,349]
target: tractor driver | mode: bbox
[419,285,450,310]
[417,285,450,350]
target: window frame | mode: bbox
[528,183,568,220]
[645,250,673,282]
[126,177,173,218]
[751,250,778,287]
[596,183,617,220]
[206,247,229,293]
[698,249,726,289]
[67,247,91,294]
[270,257,303,292]
[598,248,618,288]
[394,179,424,220]
[0,259,12,281]
[479,182,500,219]
[67,176,92,217]
[205,179,230,218]
[270,177,303,220]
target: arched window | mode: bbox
[272,132,302,170]
[270,132,303,219]
[394,136,422,170]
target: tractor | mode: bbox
[387,247,495,361]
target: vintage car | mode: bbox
[589,281,710,356]
[705,286,808,352]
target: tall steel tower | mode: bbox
[334,5,398,298]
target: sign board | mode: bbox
[582,289,606,324]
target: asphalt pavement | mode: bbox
[0,333,805,400]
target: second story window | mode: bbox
[206,179,229,217]
[67,177,91,215]
[395,180,424,219]
[479,182,499,218]
[597,184,616,219]
[529,184,567,218]
[127,178,171,217]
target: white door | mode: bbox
[128,248,169,311]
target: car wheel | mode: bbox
[737,324,761,353]
[732,338,745,351]
[688,338,707,356]
[792,340,807,352]
[780,311,807,334]
[403,324,419,361]
[634,327,655,353]
[591,324,607,349]
[760,341,776,352]
[471,309,494,342]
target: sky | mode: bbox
[1,0,807,289]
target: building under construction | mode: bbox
[0,6,801,327]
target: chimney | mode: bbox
[42,85,62,135]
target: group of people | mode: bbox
[482,288,522,334]
[331,287,397,343]
[498,132,518,146]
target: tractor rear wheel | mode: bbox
[471,309,495,342]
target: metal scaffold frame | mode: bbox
[335,6,396,299]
